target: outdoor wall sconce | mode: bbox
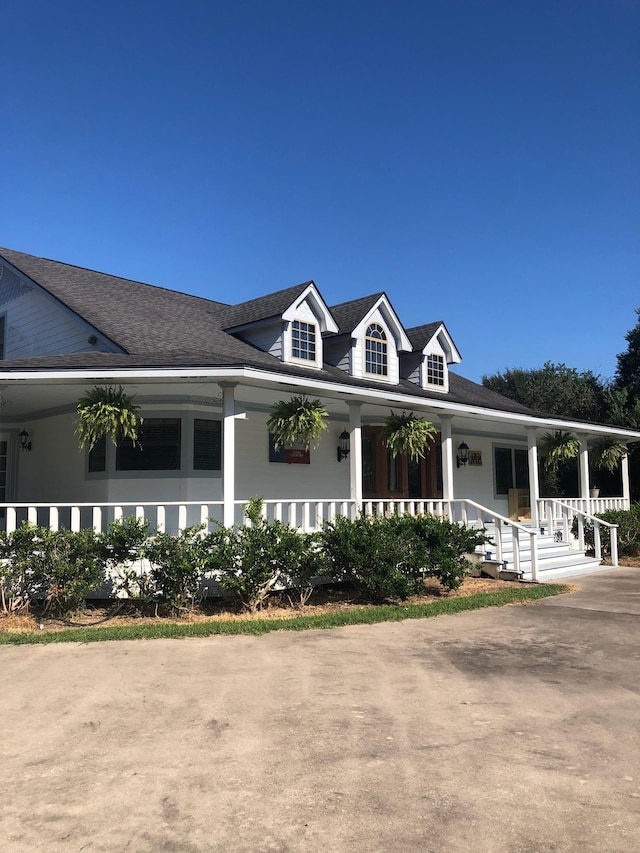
[337,430,350,462]
[456,441,469,468]
[19,429,32,452]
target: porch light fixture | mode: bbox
[19,429,32,452]
[337,430,350,462]
[456,441,469,468]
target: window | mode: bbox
[494,447,528,495]
[193,419,221,470]
[291,320,316,361]
[117,418,181,471]
[365,323,387,376]
[426,354,445,386]
[88,437,106,472]
[0,315,5,359]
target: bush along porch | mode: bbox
[0,500,490,618]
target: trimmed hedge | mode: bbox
[576,504,640,558]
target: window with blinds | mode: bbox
[117,418,181,470]
[193,419,221,470]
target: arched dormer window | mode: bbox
[365,323,388,376]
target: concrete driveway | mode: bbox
[1,567,639,853]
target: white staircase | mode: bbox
[480,523,603,582]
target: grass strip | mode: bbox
[0,583,569,646]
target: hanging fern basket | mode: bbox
[381,411,437,462]
[539,430,580,473]
[266,395,329,451]
[75,385,142,450]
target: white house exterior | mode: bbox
[1,246,638,580]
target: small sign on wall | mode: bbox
[468,451,482,466]
[268,434,310,465]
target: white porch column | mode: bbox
[527,428,540,528]
[348,402,363,508]
[578,435,590,513]
[222,384,237,527]
[440,415,454,502]
[621,448,631,509]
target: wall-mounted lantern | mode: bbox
[337,430,350,462]
[19,429,32,452]
[456,441,469,468]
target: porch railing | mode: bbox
[538,499,619,566]
[542,496,627,514]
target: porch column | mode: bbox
[440,415,454,503]
[527,428,540,528]
[348,402,363,508]
[621,447,631,509]
[578,435,590,513]
[222,383,237,527]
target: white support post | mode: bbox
[440,416,454,502]
[621,450,631,510]
[349,402,363,509]
[222,384,237,528]
[579,436,590,513]
[527,428,540,528]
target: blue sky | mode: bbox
[2,0,638,383]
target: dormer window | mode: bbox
[365,323,388,376]
[291,320,316,361]
[426,353,445,387]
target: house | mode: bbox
[0,246,638,580]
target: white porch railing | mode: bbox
[0,495,621,578]
[542,496,627,514]
[538,499,619,566]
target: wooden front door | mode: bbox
[362,426,442,500]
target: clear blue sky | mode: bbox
[2,0,638,383]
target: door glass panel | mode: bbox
[408,458,422,498]
[0,440,7,502]
[495,447,513,495]
[514,449,529,488]
[362,435,375,493]
[387,449,399,492]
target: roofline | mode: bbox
[3,365,639,441]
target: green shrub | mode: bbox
[104,516,153,599]
[575,504,640,557]
[143,525,209,612]
[204,497,321,612]
[321,513,489,599]
[0,523,107,616]
[321,514,419,601]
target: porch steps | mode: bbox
[479,524,602,582]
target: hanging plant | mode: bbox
[589,439,627,474]
[267,395,329,450]
[75,385,142,450]
[539,430,580,472]
[382,411,437,461]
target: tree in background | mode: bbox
[482,310,640,501]
[481,361,606,423]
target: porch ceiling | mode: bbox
[1,374,638,445]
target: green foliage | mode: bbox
[205,497,322,612]
[104,517,153,600]
[321,513,489,599]
[0,524,106,616]
[539,430,580,473]
[575,505,640,558]
[144,525,209,612]
[381,411,437,461]
[482,362,606,422]
[266,395,328,450]
[76,385,142,450]
[589,440,628,475]
[615,308,640,405]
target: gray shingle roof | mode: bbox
[405,322,444,350]
[328,293,385,335]
[0,247,551,420]
[220,282,313,329]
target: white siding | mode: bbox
[235,321,283,360]
[0,269,115,358]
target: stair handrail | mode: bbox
[537,498,618,566]
[449,499,539,582]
